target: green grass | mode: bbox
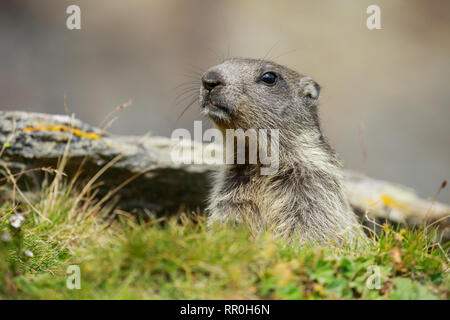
[0,175,448,300]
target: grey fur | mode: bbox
[200,58,364,245]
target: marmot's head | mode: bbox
[200,58,321,132]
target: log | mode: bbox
[0,111,448,236]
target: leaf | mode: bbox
[312,265,335,284]
[391,278,438,300]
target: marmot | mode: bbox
[199,58,364,245]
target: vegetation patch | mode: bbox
[0,172,448,299]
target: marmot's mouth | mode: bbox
[202,95,232,119]
[207,101,230,114]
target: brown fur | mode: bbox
[200,58,364,245]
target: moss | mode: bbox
[23,125,100,140]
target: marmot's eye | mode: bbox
[260,72,277,85]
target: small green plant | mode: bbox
[0,142,448,299]
[0,183,448,299]
[3,213,34,275]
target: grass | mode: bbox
[0,171,448,300]
[0,122,448,300]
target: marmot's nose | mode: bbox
[202,71,224,91]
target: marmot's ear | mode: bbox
[299,76,320,106]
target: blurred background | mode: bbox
[0,0,449,202]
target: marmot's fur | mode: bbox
[200,58,364,245]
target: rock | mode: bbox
[0,111,213,213]
[0,111,448,235]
